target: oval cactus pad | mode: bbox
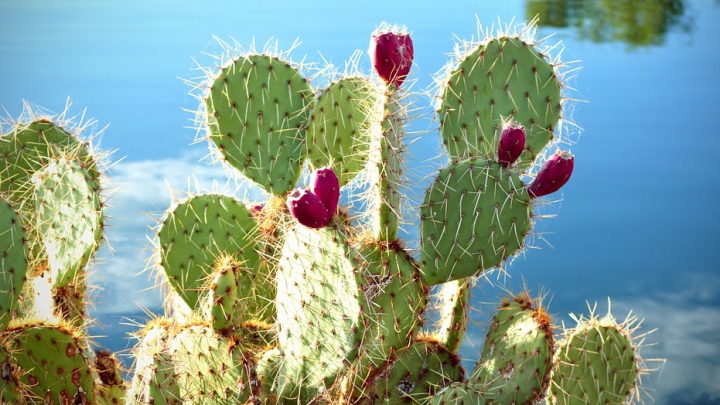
[157,194,260,311]
[205,54,313,196]
[308,76,378,187]
[420,158,532,285]
[438,37,562,168]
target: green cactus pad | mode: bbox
[169,323,260,404]
[550,316,639,405]
[349,241,428,395]
[0,197,28,329]
[157,193,261,311]
[308,76,379,187]
[126,318,180,405]
[438,37,562,168]
[205,54,313,196]
[470,294,554,405]
[203,256,239,332]
[0,119,100,200]
[4,320,95,404]
[435,279,470,354]
[33,158,103,288]
[275,225,368,402]
[367,337,465,404]
[429,382,489,405]
[420,157,532,285]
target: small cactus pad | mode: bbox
[3,321,95,404]
[420,157,532,285]
[308,77,379,186]
[205,54,313,196]
[32,158,103,288]
[367,337,465,404]
[0,197,28,329]
[275,225,368,402]
[435,279,470,354]
[203,258,239,332]
[126,318,180,405]
[549,315,639,405]
[157,193,261,311]
[470,293,554,405]
[438,37,562,168]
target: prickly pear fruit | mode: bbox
[286,188,330,229]
[528,150,574,198]
[310,166,340,217]
[498,121,526,168]
[370,28,414,87]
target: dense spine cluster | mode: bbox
[0,19,657,405]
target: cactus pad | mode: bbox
[33,158,103,288]
[550,316,639,405]
[470,293,554,404]
[3,321,96,404]
[367,337,465,403]
[420,157,532,284]
[0,197,28,329]
[205,54,313,196]
[157,193,261,311]
[438,37,562,168]
[308,77,378,186]
[275,225,368,402]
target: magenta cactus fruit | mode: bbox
[528,150,575,198]
[310,166,340,216]
[369,29,414,87]
[287,188,330,228]
[498,121,526,167]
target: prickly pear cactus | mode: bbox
[2,16,659,405]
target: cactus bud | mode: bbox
[369,29,414,88]
[498,121,526,167]
[310,167,340,216]
[287,188,330,229]
[528,151,574,198]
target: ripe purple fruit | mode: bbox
[528,151,574,198]
[369,29,414,88]
[287,188,330,229]
[498,122,526,167]
[311,167,340,216]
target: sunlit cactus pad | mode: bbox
[550,315,640,405]
[420,157,532,284]
[33,158,103,288]
[438,36,562,168]
[157,193,261,311]
[0,197,27,329]
[308,76,379,187]
[205,54,314,196]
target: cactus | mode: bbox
[1,16,661,405]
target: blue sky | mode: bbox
[2,1,719,403]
